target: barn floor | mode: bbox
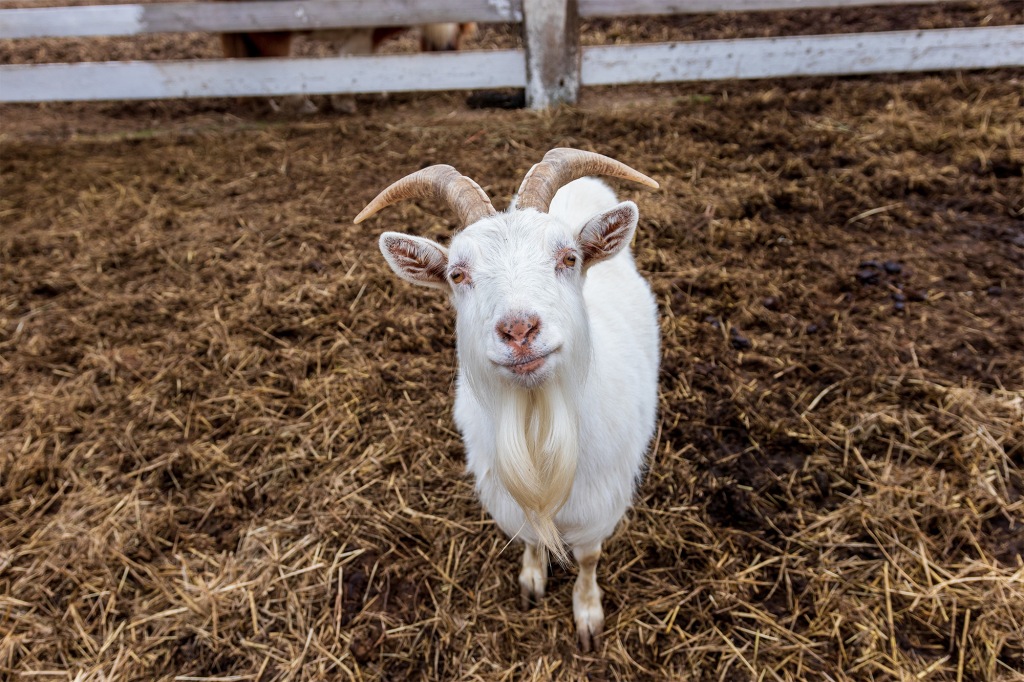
[2,5,1024,681]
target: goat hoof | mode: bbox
[577,620,603,653]
[518,545,547,610]
[573,594,604,653]
[518,572,545,610]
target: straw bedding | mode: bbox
[1,3,1022,680]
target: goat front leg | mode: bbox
[573,543,604,652]
[519,543,548,609]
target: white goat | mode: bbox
[354,149,660,651]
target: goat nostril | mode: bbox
[525,318,540,341]
[497,315,541,347]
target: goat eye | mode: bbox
[561,252,578,268]
[450,270,465,284]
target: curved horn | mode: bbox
[516,148,659,213]
[353,165,496,227]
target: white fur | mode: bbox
[420,22,476,51]
[452,178,658,551]
[312,23,471,54]
[378,176,659,649]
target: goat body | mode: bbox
[220,21,475,112]
[456,178,659,552]
[361,150,659,651]
[221,22,473,58]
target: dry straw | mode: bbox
[2,3,1023,680]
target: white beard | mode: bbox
[490,375,580,562]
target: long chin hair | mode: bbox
[458,304,591,564]
[491,374,581,565]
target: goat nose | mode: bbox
[496,314,541,348]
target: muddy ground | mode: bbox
[2,2,1023,681]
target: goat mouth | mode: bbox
[496,350,556,376]
[509,357,546,375]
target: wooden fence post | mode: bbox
[523,0,580,109]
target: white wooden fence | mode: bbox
[0,0,1022,108]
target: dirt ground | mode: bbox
[2,3,1024,681]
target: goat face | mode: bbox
[379,202,640,390]
[450,210,586,389]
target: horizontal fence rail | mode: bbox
[581,26,1024,84]
[0,1,521,39]
[2,26,1021,103]
[0,0,972,40]
[0,50,526,102]
[581,0,968,18]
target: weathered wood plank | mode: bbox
[0,0,524,40]
[0,50,527,102]
[0,0,976,40]
[578,0,967,18]
[2,26,1020,103]
[0,5,142,38]
[581,25,1024,84]
[523,0,580,108]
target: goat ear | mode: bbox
[379,232,449,289]
[576,201,639,269]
